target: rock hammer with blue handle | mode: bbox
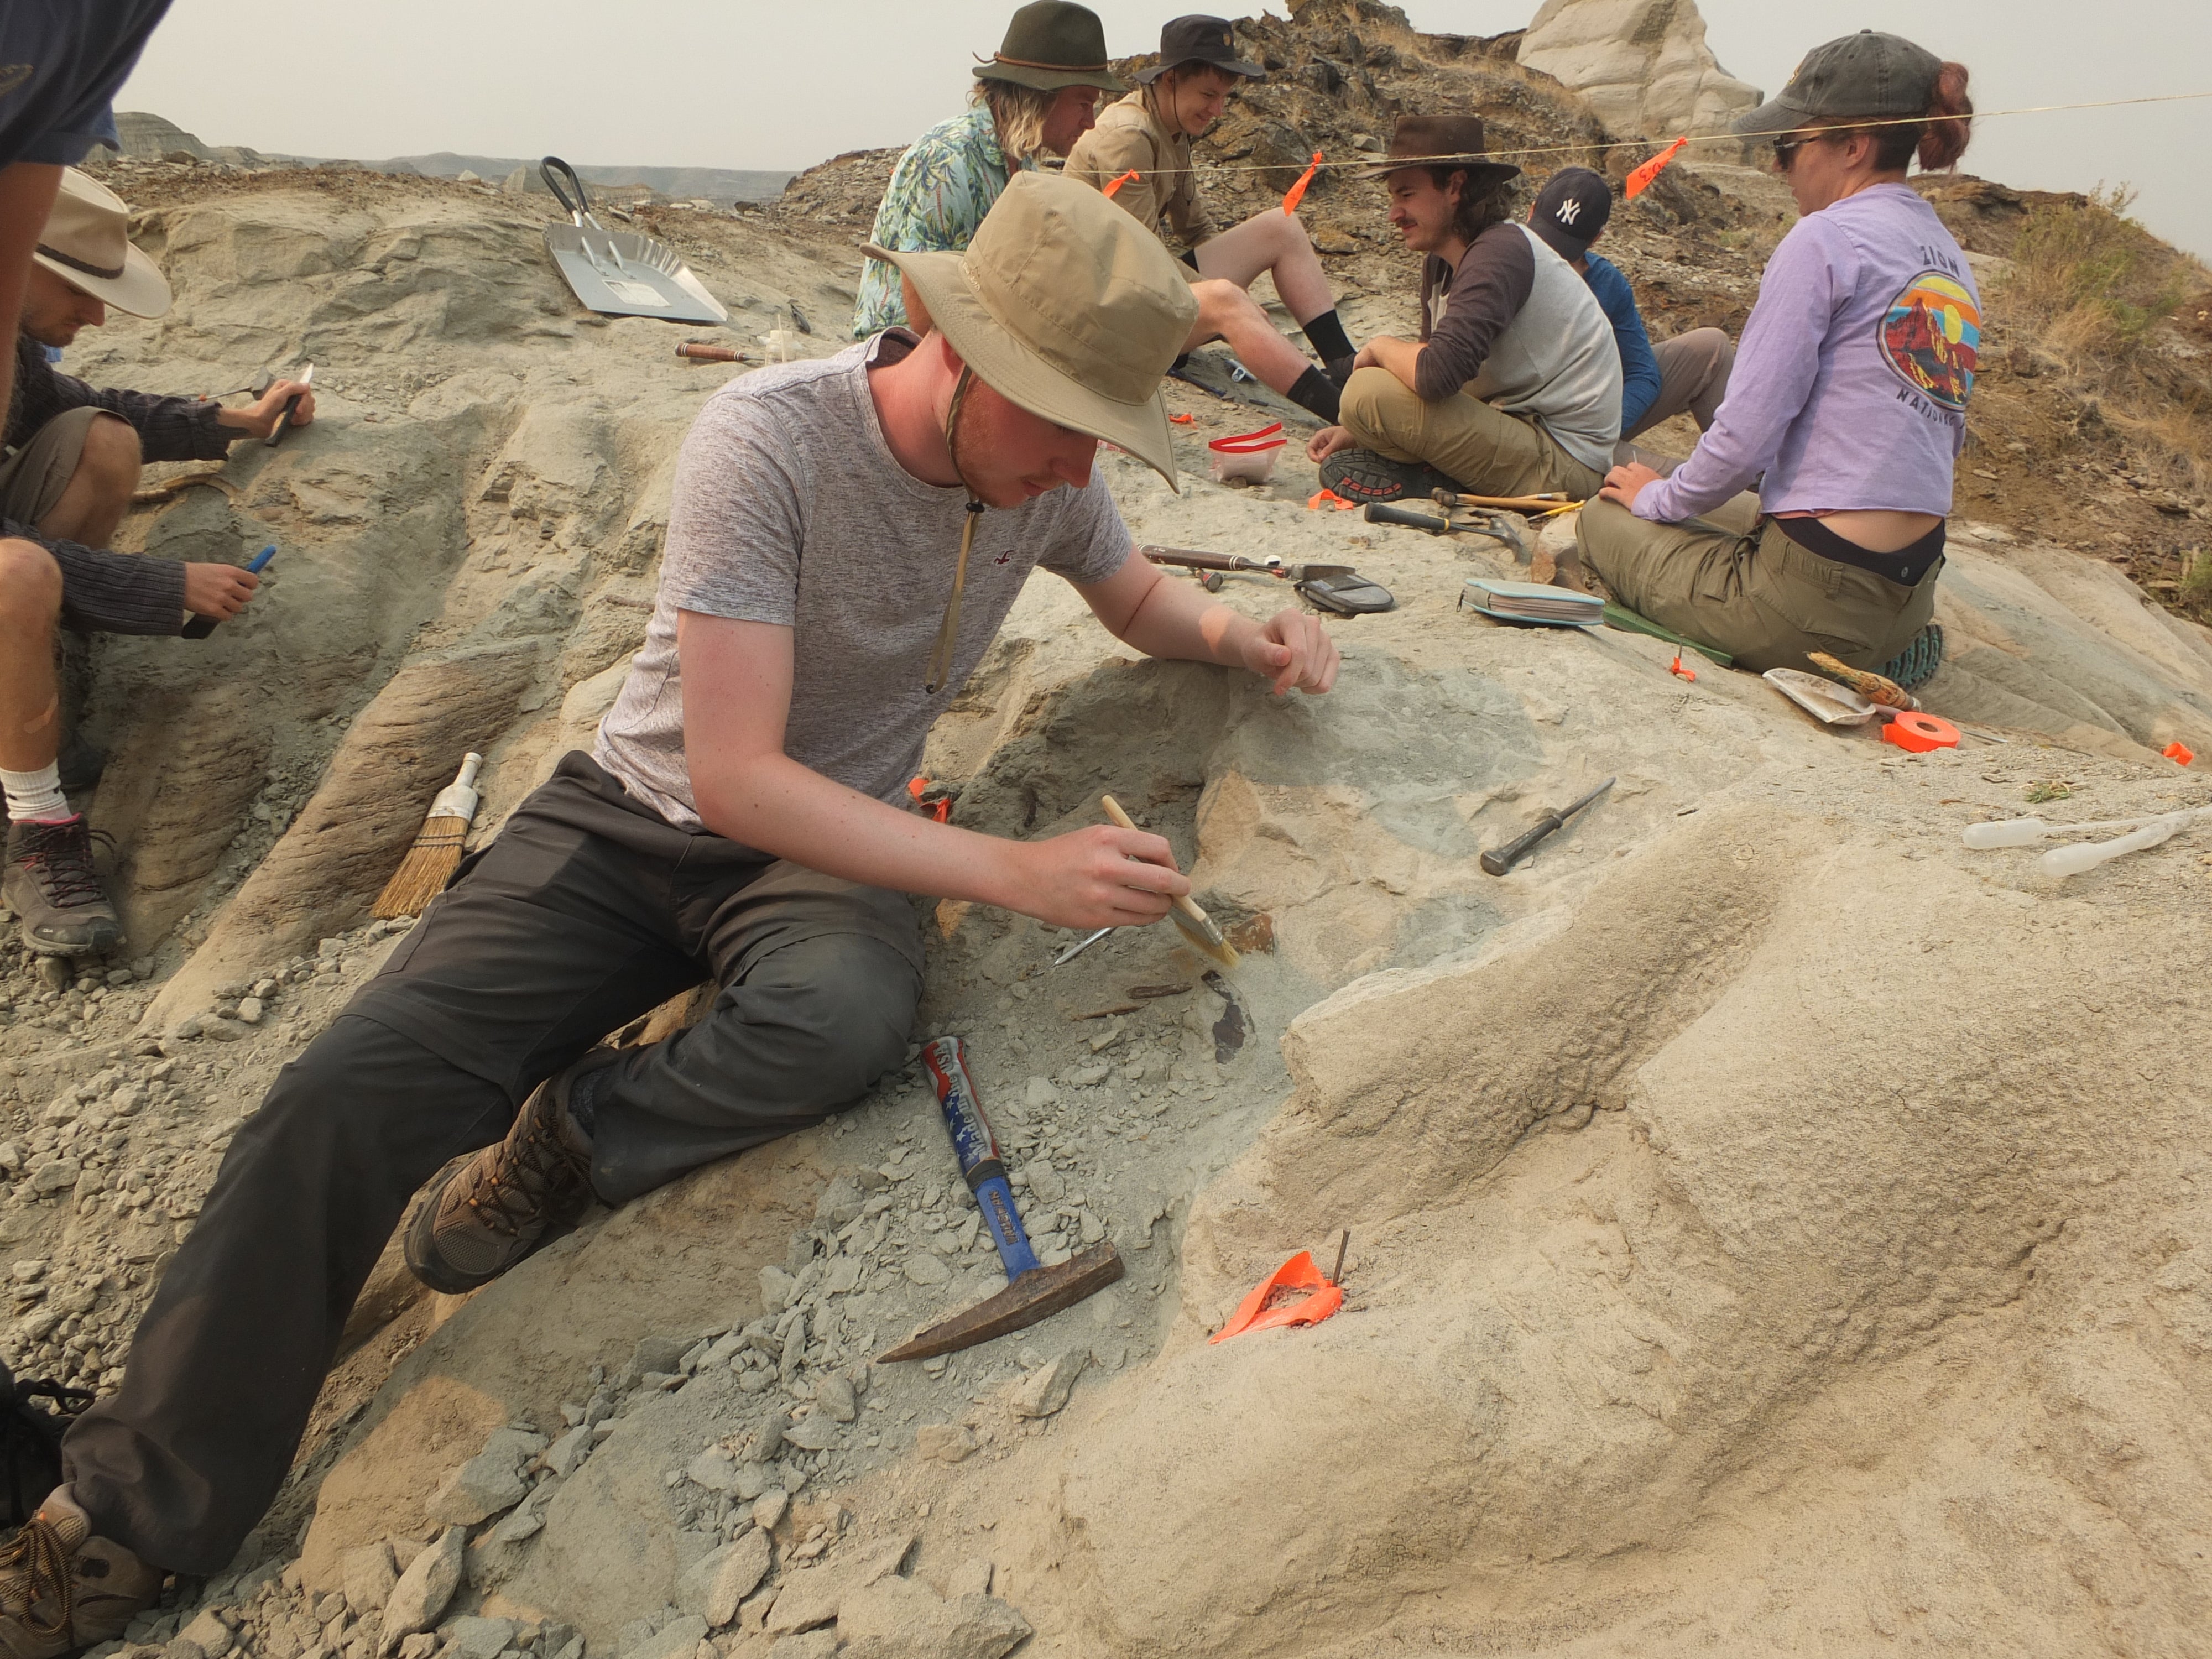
[877,1036,1124,1362]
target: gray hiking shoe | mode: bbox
[404,1060,602,1293]
[0,1488,162,1659]
[2,818,121,958]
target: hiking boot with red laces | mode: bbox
[0,1487,162,1659]
[404,1060,604,1293]
[1317,448,1466,505]
[3,817,121,958]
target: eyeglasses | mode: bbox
[1771,134,1807,172]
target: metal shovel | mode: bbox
[539,156,728,326]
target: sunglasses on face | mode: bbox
[1771,134,1807,171]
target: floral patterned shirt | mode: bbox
[852,105,1034,338]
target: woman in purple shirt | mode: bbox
[1572,31,1976,684]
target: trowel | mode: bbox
[877,1037,1123,1363]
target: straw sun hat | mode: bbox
[33,168,171,318]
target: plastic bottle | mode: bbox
[2037,815,2183,878]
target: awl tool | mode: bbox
[1481,776,1615,875]
[878,1037,1124,1363]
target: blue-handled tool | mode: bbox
[181,544,276,639]
[877,1035,1124,1362]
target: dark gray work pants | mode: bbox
[62,753,923,1573]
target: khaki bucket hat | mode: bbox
[865,171,1199,488]
[33,168,171,318]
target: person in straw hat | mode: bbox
[1,168,313,961]
[1306,115,1621,506]
[853,1,1126,338]
[6,173,1340,1631]
[1065,14,1360,423]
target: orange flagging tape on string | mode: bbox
[1102,169,1139,199]
[1624,137,1688,200]
[1669,651,1697,681]
[907,776,951,823]
[1209,1250,1344,1344]
[1281,151,1323,215]
[2164,740,2195,765]
[1307,488,1357,512]
[1170,412,1195,425]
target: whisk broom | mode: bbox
[372,753,483,920]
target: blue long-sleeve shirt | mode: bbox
[1579,253,1661,434]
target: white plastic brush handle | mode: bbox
[2037,816,2180,878]
[425,752,484,825]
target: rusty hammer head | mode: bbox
[877,1243,1124,1363]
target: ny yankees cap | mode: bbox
[1528,166,1611,258]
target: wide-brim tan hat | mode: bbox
[1351,114,1520,191]
[865,171,1198,489]
[33,168,171,318]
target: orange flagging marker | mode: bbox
[1209,1249,1344,1343]
[1625,137,1689,199]
[1102,169,1139,199]
[1281,152,1323,215]
[2164,740,2195,765]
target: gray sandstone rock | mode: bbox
[766,1634,838,1659]
[780,1412,838,1452]
[426,1427,547,1525]
[814,1374,857,1423]
[380,1525,466,1650]
[341,1542,398,1618]
[176,1612,232,1659]
[914,1423,976,1464]
[686,1447,740,1491]
[752,1488,790,1531]
[761,1535,912,1635]
[833,1577,1032,1659]
[676,1528,773,1628]
[435,1617,516,1659]
[1009,1352,1087,1420]
[942,1559,993,1600]
[540,1425,593,1479]
[624,1615,705,1659]
[901,1254,951,1287]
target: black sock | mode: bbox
[1286,366,1341,423]
[1302,309,1354,364]
[565,1067,603,1141]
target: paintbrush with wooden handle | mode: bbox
[1099,795,1240,972]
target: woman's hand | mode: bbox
[1599,461,1662,511]
[1307,424,1356,464]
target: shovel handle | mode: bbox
[1363,502,1452,534]
[540,156,589,220]
[676,341,742,363]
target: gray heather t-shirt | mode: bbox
[595,333,1132,830]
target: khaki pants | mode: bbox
[1578,497,1942,674]
[1340,367,1605,500]
[0,405,107,525]
[1625,328,1735,441]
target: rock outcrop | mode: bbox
[1519,0,1762,138]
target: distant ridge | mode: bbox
[109,113,793,203]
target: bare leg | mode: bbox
[0,539,64,774]
[35,413,140,549]
[1192,211,1335,324]
[1183,279,1312,396]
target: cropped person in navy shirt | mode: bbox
[1572,32,1977,685]
[1526,168,1735,456]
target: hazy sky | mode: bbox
[117,1,2210,257]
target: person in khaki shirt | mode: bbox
[1066,14,1356,424]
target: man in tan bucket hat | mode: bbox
[2,168,314,960]
[15,172,1342,1623]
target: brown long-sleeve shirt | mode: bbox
[1064,90,1215,251]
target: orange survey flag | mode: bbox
[1102,169,1139,199]
[1624,137,1688,199]
[1281,151,1323,215]
[1208,1250,1344,1343]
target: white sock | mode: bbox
[1,763,71,823]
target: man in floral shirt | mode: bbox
[853,1,1124,338]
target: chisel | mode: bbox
[1480,776,1616,875]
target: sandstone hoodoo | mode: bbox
[2,2,2210,1657]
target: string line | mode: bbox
[1082,90,2212,180]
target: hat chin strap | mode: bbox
[926,366,987,695]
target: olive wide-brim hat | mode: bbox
[32,168,170,318]
[975,1,1126,94]
[864,172,1200,488]
[1353,115,1520,192]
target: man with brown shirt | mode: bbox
[1066,14,1356,423]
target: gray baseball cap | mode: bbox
[1734,30,1942,135]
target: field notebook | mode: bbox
[1459,577,1604,627]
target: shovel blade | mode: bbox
[876,1243,1124,1363]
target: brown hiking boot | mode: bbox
[404,1059,604,1293]
[3,818,121,958]
[0,1488,162,1659]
